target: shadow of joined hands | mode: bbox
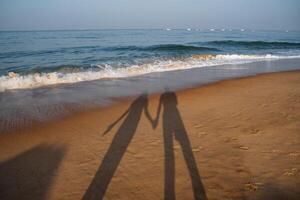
[83,92,207,200]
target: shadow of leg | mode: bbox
[163,124,176,200]
[161,92,207,200]
[82,95,147,200]
[175,129,207,200]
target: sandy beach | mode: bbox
[0,71,299,200]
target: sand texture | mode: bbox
[0,71,299,200]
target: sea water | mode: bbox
[0,29,300,131]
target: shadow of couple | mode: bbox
[83,91,207,200]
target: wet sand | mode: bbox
[0,71,299,200]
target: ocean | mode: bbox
[1,29,300,131]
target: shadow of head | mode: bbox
[129,93,148,108]
[0,144,66,200]
[161,91,178,105]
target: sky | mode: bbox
[0,0,299,31]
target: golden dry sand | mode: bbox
[0,71,300,200]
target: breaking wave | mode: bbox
[1,54,300,91]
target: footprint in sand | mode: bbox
[283,168,298,176]
[288,152,299,157]
[239,146,249,150]
[244,182,262,191]
[193,124,204,129]
[197,132,207,137]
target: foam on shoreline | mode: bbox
[1,54,300,91]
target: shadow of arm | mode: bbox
[103,107,130,135]
[144,97,162,129]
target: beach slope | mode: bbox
[0,71,299,200]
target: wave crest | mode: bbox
[1,53,300,91]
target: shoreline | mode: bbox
[1,69,299,135]
[0,70,299,199]
[1,57,300,134]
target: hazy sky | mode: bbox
[0,0,299,31]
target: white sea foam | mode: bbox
[1,54,300,91]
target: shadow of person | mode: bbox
[0,144,66,200]
[83,94,154,200]
[158,91,207,200]
[82,92,206,200]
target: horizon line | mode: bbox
[0,28,299,32]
